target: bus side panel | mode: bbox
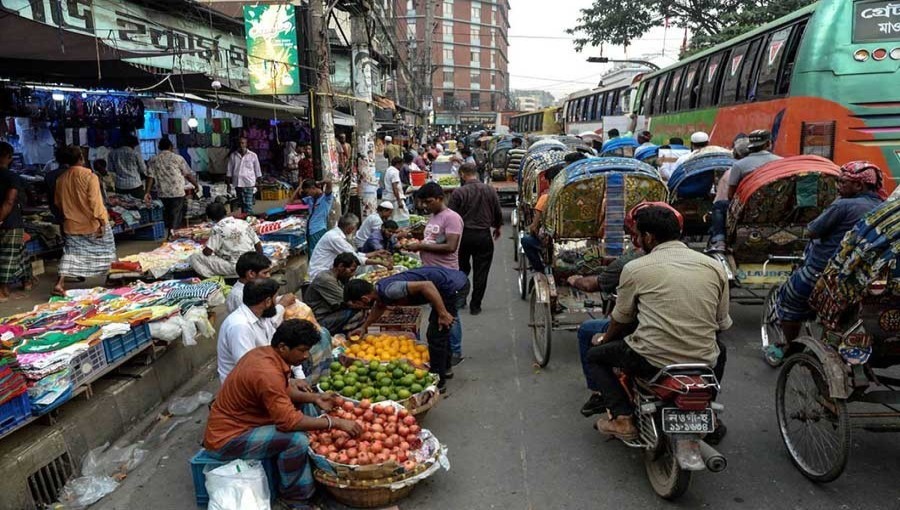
[647,97,895,189]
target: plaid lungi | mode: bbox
[237,187,256,214]
[59,225,116,278]
[0,228,30,284]
[206,424,315,502]
[776,264,821,322]
[306,228,326,255]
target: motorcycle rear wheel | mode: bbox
[644,436,692,500]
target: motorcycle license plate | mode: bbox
[661,408,715,434]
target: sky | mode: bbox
[507,0,685,100]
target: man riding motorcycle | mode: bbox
[583,203,732,440]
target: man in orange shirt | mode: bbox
[204,319,361,507]
[53,145,116,296]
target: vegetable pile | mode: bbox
[309,399,423,469]
[359,268,402,283]
[392,253,421,269]
[435,175,459,187]
[319,359,436,401]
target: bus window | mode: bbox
[593,92,604,119]
[642,77,657,115]
[777,20,808,96]
[652,73,670,114]
[679,61,701,111]
[755,27,793,101]
[612,89,623,115]
[737,37,763,102]
[666,67,685,113]
[700,51,728,107]
[586,94,597,121]
[720,44,749,105]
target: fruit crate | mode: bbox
[189,450,277,506]
[0,393,31,436]
[260,187,291,201]
[69,341,109,387]
[369,307,421,337]
[139,207,164,224]
[102,323,152,363]
[120,221,166,241]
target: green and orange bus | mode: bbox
[635,0,900,189]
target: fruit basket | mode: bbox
[369,306,422,337]
[318,360,439,416]
[339,332,428,369]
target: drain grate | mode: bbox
[27,451,75,508]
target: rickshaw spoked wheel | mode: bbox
[518,254,528,300]
[761,287,786,367]
[776,352,850,483]
[529,288,552,367]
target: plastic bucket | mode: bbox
[410,171,427,186]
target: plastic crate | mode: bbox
[69,342,109,387]
[260,187,290,201]
[0,393,31,436]
[102,323,152,363]
[25,239,41,255]
[120,221,166,241]
[139,207,163,224]
[190,449,278,506]
[260,230,305,249]
[369,306,422,337]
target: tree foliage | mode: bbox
[568,0,816,56]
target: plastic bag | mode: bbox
[167,390,213,416]
[81,442,147,477]
[149,316,184,342]
[205,459,271,510]
[56,475,118,509]
[185,306,214,341]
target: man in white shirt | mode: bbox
[656,137,691,181]
[217,278,298,382]
[226,251,272,314]
[355,201,394,248]
[673,131,730,170]
[382,156,410,226]
[307,214,392,280]
[190,202,263,278]
[226,137,262,214]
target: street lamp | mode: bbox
[586,56,660,70]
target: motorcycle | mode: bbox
[614,363,727,500]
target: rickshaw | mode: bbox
[667,152,736,237]
[528,157,667,367]
[634,144,660,167]
[718,156,840,305]
[512,150,570,287]
[775,199,900,483]
[599,137,639,157]
[527,138,567,155]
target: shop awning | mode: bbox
[164,92,355,125]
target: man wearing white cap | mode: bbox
[383,135,402,161]
[356,201,395,249]
[674,131,730,169]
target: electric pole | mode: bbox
[422,0,434,142]
[310,0,340,209]
[350,6,378,219]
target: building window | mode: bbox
[470,71,480,88]
[442,1,452,18]
[407,22,416,40]
[443,91,455,109]
[406,0,414,11]
[443,68,454,85]
[471,50,480,65]
[471,93,481,110]
[472,5,481,21]
[443,22,453,40]
[471,26,480,44]
[443,46,453,62]
[491,94,497,112]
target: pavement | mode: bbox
[91,221,900,510]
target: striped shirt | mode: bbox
[612,241,731,367]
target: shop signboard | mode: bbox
[434,113,457,126]
[0,0,249,86]
[243,4,301,95]
[853,0,900,42]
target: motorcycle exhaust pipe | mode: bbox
[698,441,727,472]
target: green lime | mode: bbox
[345,375,358,386]
[386,362,397,372]
[354,392,363,400]
[353,360,364,368]
[402,363,415,374]
[355,366,368,377]
[410,383,423,393]
[388,393,399,401]
[402,375,416,387]
[380,386,392,396]
[361,387,375,398]
[319,381,331,391]
[368,361,381,371]
[330,361,342,372]
[397,389,411,399]
[333,380,346,390]
[379,377,392,387]
[414,369,427,380]
[392,368,405,379]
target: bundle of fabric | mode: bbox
[810,199,900,329]
[0,357,28,405]
[251,215,306,236]
[117,240,205,279]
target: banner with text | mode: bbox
[243,4,301,95]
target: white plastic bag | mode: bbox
[205,459,271,510]
[167,390,213,416]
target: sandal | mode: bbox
[764,344,785,367]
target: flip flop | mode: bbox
[51,288,66,298]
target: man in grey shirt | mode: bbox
[107,134,147,199]
[708,129,781,251]
[304,252,361,334]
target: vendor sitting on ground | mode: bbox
[361,220,399,254]
[354,201,394,249]
[190,202,262,278]
[226,252,273,314]
[307,213,392,280]
[304,252,364,334]
[769,161,885,363]
[204,319,362,509]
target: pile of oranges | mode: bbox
[345,334,429,367]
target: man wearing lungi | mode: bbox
[53,145,116,296]
[0,141,32,300]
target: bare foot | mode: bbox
[51,286,66,297]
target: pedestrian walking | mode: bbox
[146,138,198,237]
[0,142,32,300]
[227,137,262,214]
[107,134,147,199]
[53,145,116,296]
[447,163,502,315]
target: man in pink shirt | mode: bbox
[406,182,465,369]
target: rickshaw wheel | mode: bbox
[761,287,786,367]
[517,254,528,300]
[513,232,519,262]
[776,353,850,483]
[529,288,552,367]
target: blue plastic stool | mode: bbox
[189,449,279,506]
